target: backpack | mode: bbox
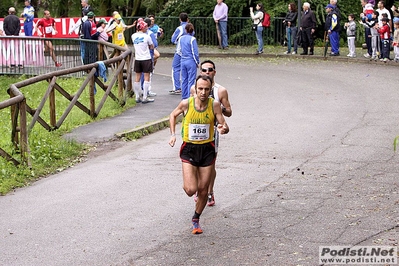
[262,12,270,27]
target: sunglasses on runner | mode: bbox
[201,67,214,72]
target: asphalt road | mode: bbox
[1,57,398,265]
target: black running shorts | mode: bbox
[180,141,216,167]
[133,59,153,73]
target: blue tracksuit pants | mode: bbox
[172,53,181,91]
[181,59,197,100]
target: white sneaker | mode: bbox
[364,53,371,58]
[283,51,289,54]
[148,91,157,97]
[291,51,297,55]
[142,98,155,104]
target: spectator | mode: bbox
[96,19,109,42]
[391,4,399,24]
[177,23,200,100]
[106,15,128,48]
[376,1,391,27]
[344,14,356,57]
[108,11,136,30]
[148,14,162,67]
[213,0,229,50]
[170,12,190,94]
[82,11,100,64]
[34,10,62,67]
[131,19,155,104]
[4,7,20,36]
[21,0,34,36]
[96,19,109,60]
[139,17,158,98]
[148,15,164,39]
[283,3,298,55]
[68,0,95,64]
[325,4,341,56]
[377,17,390,62]
[360,0,373,58]
[250,3,265,55]
[68,0,94,35]
[330,0,342,19]
[392,21,399,62]
[81,0,94,17]
[299,2,316,55]
[360,10,380,60]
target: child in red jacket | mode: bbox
[377,17,391,62]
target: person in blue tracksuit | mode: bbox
[21,0,35,36]
[177,23,200,100]
[170,13,190,94]
[325,4,341,56]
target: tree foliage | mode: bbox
[0,0,392,25]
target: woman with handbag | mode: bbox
[283,3,298,55]
[250,3,265,55]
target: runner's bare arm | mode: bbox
[169,100,189,147]
[214,101,229,134]
[219,86,232,117]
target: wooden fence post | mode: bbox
[19,99,30,166]
[90,72,95,118]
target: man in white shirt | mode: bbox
[377,0,392,28]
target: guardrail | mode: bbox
[0,40,132,166]
[0,36,113,76]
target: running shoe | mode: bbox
[148,91,157,97]
[191,219,203,234]
[142,98,155,104]
[55,62,62,67]
[207,193,215,206]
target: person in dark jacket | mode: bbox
[299,2,316,55]
[4,7,20,36]
[325,4,341,56]
[82,11,99,64]
[283,2,298,54]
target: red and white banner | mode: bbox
[0,17,113,38]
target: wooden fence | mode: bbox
[0,40,132,166]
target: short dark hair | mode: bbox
[144,18,151,27]
[195,75,213,89]
[348,14,355,19]
[200,60,216,69]
[179,13,188,22]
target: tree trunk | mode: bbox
[129,0,141,17]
